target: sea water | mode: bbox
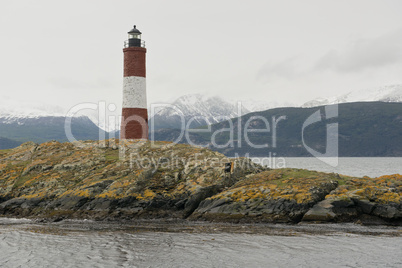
[252,157,402,177]
[0,219,401,268]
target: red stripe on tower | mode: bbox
[120,25,148,140]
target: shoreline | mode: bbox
[1,217,401,237]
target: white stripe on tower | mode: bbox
[122,77,147,109]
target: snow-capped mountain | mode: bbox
[0,98,113,147]
[149,94,250,130]
[0,97,120,132]
[302,84,402,107]
[148,94,297,130]
[0,98,66,123]
[240,99,296,113]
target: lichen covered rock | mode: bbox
[0,140,401,225]
[0,139,265,220]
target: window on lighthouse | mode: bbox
[129,33,141,39]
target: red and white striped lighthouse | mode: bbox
[120,25,148,140]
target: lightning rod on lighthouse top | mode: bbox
[120,25,148,140]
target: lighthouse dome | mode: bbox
[128,25,142,35]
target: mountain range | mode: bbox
[154,102,402,157]
[0,116,112,149]
[150,84,402,131]
[149,94,251,130]
[302,84,402,107]
[1,85,401,154]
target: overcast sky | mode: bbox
[1,0,402,113]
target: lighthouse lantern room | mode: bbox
[126,25,143,48]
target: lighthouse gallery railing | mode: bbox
[124,40,146,48]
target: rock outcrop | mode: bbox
[0,140,401,225]
[0,139,265,220]
[191,170,339,223]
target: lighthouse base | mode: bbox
[120,108,148,140]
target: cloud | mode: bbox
[256,56,302,83]
[49,77,112,90]
[315,29,402,73]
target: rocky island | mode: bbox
[0,140,401,225]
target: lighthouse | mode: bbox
[120,25,148,140]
